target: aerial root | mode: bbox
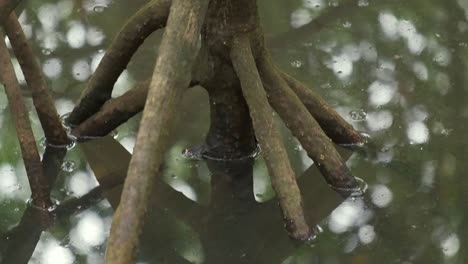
[4,12,70,145]
[231,35,311,240]
[68,0,172,126]
[0,33,51,209]
[71,80,150,139]
[106,0,209,263]
[279,69,364,146]
[258,53,359,190]
[71,79,202,140]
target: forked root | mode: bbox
[259,53,358,190]
[231,35,311,240]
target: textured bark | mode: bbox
[202,70,257,160]
[67,0,171,126]
[280,70,364,145]
[0,33,51,209]
[71,80,150,139]
[259,53,358,189]
[231,35,311,240]
[106,0,209,263]
[4,13,70,146]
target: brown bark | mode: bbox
[0,0,20,22]
[71,80,150,139]
[259,53,358,189]
[67,0,171,126]
[280,70,364,145]
[106,0,209,263]
[0,33,51,209]
[202,69,257,160]
[3,13,70,146]
[231,35,311,240]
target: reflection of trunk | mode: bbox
[138,155,347,263]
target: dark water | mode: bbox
[1,0,468,263]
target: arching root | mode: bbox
[68,0,172,125]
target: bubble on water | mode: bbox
[41,48,52,55]
[343,21,352,28]
[290,60,303,68]
[61,160,76,173]
[358,0,369,6]
[93,5,106,13]
[349,109,367,121]
[47,203,57,212]
[329,0,339,7]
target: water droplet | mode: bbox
[290,60,303,68]
[349,109,367,121]
[14,207,20,212]
[61,160,76,172]
[93,5,106,13]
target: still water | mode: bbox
[1,0,468,263]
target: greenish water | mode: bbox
[1,0,468,263]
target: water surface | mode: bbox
[1,0,468,263]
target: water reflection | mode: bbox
[1,0,468,262]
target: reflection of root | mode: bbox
[64,0,366,262]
